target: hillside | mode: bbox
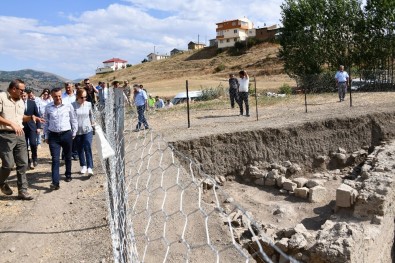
[0,69,69,92]
[91,43,295,97]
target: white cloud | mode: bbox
[0,1,283,79]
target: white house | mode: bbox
[216,17,255,48]
[96,58,127,74]
[147,53,169,62]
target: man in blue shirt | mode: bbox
[44,87,78,189]
[133,84,149,131]
[335,65,349,102]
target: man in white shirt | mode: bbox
[62,82,76,105]
[335,65,349,102]
[61,82,78,160]
[238,70,250,117]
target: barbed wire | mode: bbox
[93,88,300,263]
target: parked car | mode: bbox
[350,78,374,91]
[171,90,203,105]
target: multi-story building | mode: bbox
[216,17,255,48]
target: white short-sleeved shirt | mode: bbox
[238,77,249,92]
[335,71,349,82]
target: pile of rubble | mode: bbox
[208,142,395,262]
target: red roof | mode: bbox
[102,58,127,63]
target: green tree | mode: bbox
[279,0,363,76]
[361,0,395,81]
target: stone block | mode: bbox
[309,186,327,203]
[275,238,289,252]
[276,176,286,188]
[292,177,308,188]
[254,178,265,186]
[265,178,276,186]
[306,179,324,188]
[336,183,358,208]
[294,187,309,199]
[283,180,297,192]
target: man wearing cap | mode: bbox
[0,79,43,200]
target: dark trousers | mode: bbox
[338,82,347,100]
[74,131,94,169]
[238,92,249,115]
[0,132,28,191]
[229,89,239,108]
[136,105,149,129]
[48,130,73,185]
[24,128,38,162]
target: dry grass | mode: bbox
[90,43,296,97]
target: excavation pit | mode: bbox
[171,112,395,262]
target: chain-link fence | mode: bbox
[94,88,300,263]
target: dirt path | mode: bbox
[0,146,112,263]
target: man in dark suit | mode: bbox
[22,89,41,169]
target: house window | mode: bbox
[234,29,237,33]
[226,39,230,42]
[220,40,223,43]
[234,38,237,42]
[232,21,236,26]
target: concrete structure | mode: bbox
[188,41,206,50]
[147,53,169,62]
[216,17,255,48]
[255,24,281,42]
[96,58,127,74]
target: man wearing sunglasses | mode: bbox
[0,79,43,200]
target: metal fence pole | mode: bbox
[113,88,129,262]
[254,76,258,121]
[186,80,190,128]
[304,85,308,113]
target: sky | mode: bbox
[0,0,283,80]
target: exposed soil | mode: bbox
[0,147,112,263]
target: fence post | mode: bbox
[304,85,308,113]
[348,67,352,107]
[254,76,258,121]
[113,88,129,262]
[186,80,190,128]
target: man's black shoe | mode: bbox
[33,160,38,167]
[72,155,79,161]
[65,177,72,182]
[1,183,13,195]
[50,183,60,190]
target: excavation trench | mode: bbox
[171,112,395,263]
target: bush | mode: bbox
[214,64,226,73]
[200,84,225,101]
[248,82,256,95]
[278,84,293,95]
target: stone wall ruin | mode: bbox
[172,112,395,262]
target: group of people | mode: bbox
[0,79,97,199]
[228,70,250,116]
